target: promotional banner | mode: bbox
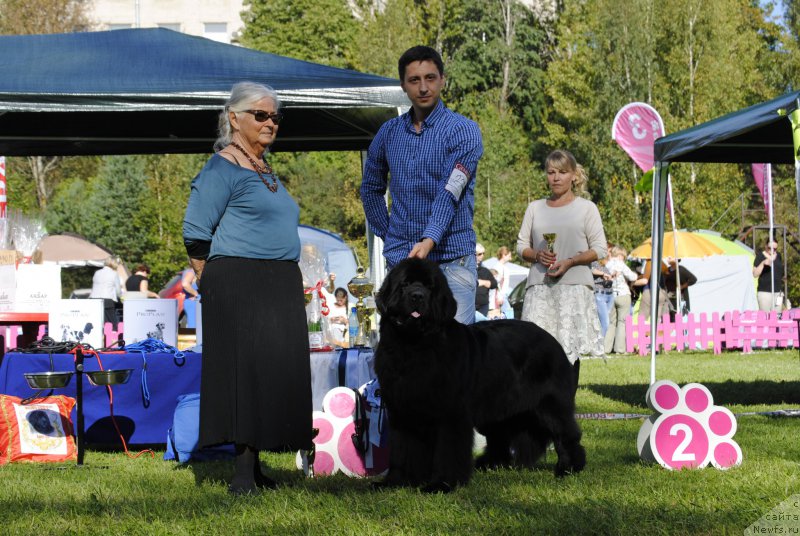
[751,163,771,214]
[48,299,104,348]
[611,102,666,172]
[123,299,178,347]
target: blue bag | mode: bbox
[163,393,235,463]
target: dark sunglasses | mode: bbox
[242,109,283,124]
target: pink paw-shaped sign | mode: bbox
[637,380,742,470]
[296,387,389,478]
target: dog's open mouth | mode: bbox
[411,311,421,318]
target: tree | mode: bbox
[543,0,778,250]
[240,0,359,69]
[0,0,93,210]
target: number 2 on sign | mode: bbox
[670,423,695,462]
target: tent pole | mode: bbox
[667,176,681,317]
[650,161,669,385]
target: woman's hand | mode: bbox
[536,249,557,268]
[547,258,575,278]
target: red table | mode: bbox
[0,312,48,354]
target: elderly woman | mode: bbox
[516,149,608,367]
[183,82,311,495]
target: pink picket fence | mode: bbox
[625,309,800,355]
[1,322,125,353]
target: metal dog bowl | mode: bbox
[24,371,75,389]
[85,369,133,386]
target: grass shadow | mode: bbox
[584,380,800,407]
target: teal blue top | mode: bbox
[183,153,301,262]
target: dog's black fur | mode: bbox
[374,257,585,492]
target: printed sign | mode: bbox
[15,264,61,313]
[123,299,178,347]
[0,264,15,312]
[48,299,104,349]
[637,380,742,470]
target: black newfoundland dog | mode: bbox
[374,257,585,492]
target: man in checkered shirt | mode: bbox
[360,45,484,324]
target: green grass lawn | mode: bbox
[2,350,799,535]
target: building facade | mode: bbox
[89,0,245,43]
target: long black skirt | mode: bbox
[198,257,312,451]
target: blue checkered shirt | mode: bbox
[360,100,483,267]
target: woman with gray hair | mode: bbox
[183,82,312,494]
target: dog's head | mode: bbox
[376,258,457,334]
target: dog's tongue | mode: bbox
[411,311,421,318]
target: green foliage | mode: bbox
[240,0,359,69]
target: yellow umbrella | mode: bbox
[629,231,724,259]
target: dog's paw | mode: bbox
[640,381,742,470]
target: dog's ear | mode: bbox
[376,266,399,316]
[431,267,457,322]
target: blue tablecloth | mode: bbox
[0,347,376,446]
[0,351,201,446]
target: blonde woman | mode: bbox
[516,150,608,366]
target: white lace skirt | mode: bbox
[521,284,604,364]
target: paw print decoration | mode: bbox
[637,380,742,470]
[295,387,389,478]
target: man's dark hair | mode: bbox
[398,46,444,80]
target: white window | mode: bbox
[158,23,181,32]
[107,24,132,31]
[203,22,228,43]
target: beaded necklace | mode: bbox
[230,141,278,193]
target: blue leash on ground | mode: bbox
[123,338,186,408]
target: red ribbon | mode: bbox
[304,280,329,316]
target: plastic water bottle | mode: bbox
[348,307,360,347]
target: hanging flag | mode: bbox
[611,102,666,172]
[0,156,6,218]
[752,163,770,214]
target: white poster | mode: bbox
[0,264,15,312]
[123,299,178,347]
[15,264,61,313]
[48,299,104,348]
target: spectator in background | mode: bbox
[90,257,122,328]
[591,257,614,338]
[664,257,697,320]
[475,243,498,321]
[604,246,638,354]
[125,264,159,298]
[753,239,784,312]
[635,259,668,322]
[492,246,513,310]
[326,287,350,346]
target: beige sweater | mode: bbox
[516,197,607,288]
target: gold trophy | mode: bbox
[543,232,557,274]
[347,267,374,347]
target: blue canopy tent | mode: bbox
[648,90,800,383]
[0,28,407,155]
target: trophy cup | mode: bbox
[347,267,374,347]
[543,232,557,274]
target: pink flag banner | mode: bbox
[611,102,666,172]
[752,163,770,214]
[0,157,6,218]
